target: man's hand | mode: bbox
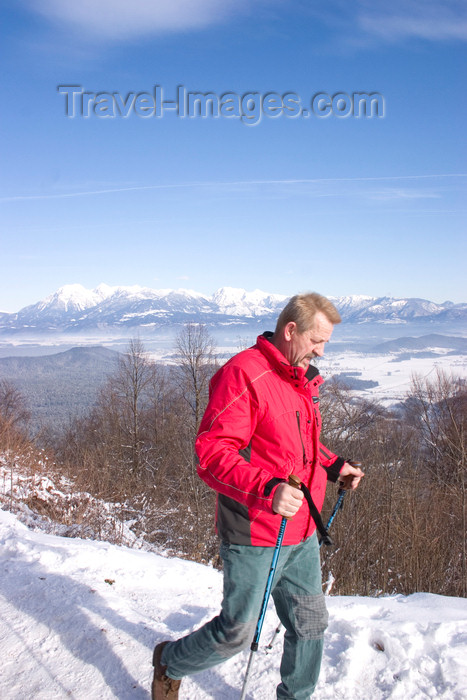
[339,462,364,490]
[272,482,304,518]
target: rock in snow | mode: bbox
[0,508,466,699]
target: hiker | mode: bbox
[152,292,364,699]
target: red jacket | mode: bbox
[196,333,345,546]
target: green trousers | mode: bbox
[162,532,328,699]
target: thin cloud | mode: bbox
[28,0,250,39]
[1,173,465,203]
[28,1,467,43]
[364,188,441,201]
[297,0,467,44]
[357,0,467,42]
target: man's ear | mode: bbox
[284,322,297,342]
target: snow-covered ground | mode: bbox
[1,507,466,700]
[152,343,467,407]
[320,350,467,405]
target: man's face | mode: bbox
[284,311,334,370]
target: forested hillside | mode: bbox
[0,346,119,436]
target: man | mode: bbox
[152,292,364,699]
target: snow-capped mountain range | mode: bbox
[0,284,466,336]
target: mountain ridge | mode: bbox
[1,284,465,336]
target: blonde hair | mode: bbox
[275,293,341,334]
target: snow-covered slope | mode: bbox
[1,507,466,700]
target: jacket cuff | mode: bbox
[264,477,286,497]
[325,457,346,482]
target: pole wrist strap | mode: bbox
[264,477,333,546]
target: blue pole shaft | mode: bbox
[239,516,287,700]
[265,490,346,652]
[251,517,287,649]
[319,490,345,548]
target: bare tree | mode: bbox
[0,380,31,457]
[112,338,156,475]
[57,339,164,498]
[171,324,218,557]
[318,372,467,598]
[408,370,466,485]
[406,370,466,596]
[0,380,30,433]
[175,324,218,432]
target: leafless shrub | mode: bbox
[319,372,466,597]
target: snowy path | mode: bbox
[1,509,466,699]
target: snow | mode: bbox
[39,284,115,312]
[320,350,467,405]
[3,286,466,340]
[1,507,466,699]
[212,287,287,316]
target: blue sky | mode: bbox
[1,0,466,312]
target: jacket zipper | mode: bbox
[296,411,307,465]
[296,411,313,540]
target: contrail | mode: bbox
[1,173,465,203]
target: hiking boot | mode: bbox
[152,641,182,700]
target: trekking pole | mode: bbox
[239,474,301,700]
[265,461,362,651]
[264,488,345,652]
[322,487,346,534]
